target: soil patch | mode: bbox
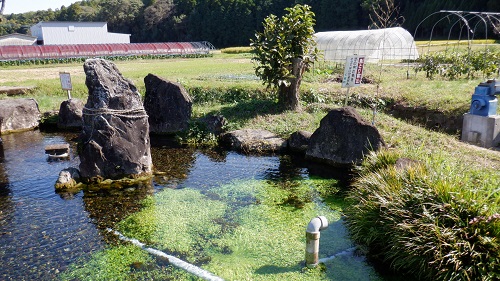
[389,101,466,134]
[0,66,83,83]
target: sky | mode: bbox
[3,0,79,14]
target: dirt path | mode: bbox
[0,65,84,83]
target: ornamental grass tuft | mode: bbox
[345,150,500,281]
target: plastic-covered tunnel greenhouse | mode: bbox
[0,42,214,61]
[315,27,419,62]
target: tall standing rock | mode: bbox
[79,59,152,181]
[306,107,385,167]
[143,74,192,134]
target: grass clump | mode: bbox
[175,119,220,147]
[220,46,252,54]
[345,150,500,281]
[188,85,271,104]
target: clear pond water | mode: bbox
[0,130,383,280]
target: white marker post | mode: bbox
[341,55,365,106]
[59,72,73,100]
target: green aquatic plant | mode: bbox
[59,245,194,281]
[63,178,380,280]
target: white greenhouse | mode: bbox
[314,27,419,62]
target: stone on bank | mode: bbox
[57,98,84,130]
[0,98,40,134]
[306,107,385,167]
[143,74,192,135]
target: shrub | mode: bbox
[175,119,220,147]
[220,47,252,54]
[345,150,500,281]
[188,86,272,104]
[415,49,500,80]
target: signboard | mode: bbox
[342,56,365,88]
[59,72,73,91]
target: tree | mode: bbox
[97,0,144,35]
[0,0,5,15]
[362,0,404,29]
[0,0,5,22]
[313,0,365,31]
[138,0,178,42]
[250,4,319,111]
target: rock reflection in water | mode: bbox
[0,139,14,237]
[0,138,9,194]
[151,144,197,187]
[82,185,154,244]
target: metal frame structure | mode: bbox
[412,10,500,56]
[406,11,500,78]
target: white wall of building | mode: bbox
[30,22,130,45]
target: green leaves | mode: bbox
[416,49,500,80]
[250,4,319,109]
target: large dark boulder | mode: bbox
[306,107,385,167]
[143,74,192,134]
[79,59,152,181]
[0,98,40,134]
[221,129,286,154]
[57,99,83,130]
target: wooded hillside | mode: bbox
[0,0,499,47]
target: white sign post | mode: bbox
[59,72,73,100]
[341,55,365,106]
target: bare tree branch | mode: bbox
[368,0,405,29]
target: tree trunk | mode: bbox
[0,1,5,15]
[278,57,305,111]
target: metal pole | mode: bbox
[343,88,350,106]
[305,216,329,268]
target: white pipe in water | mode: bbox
[108,228,224,281]
[305,216,329,267]
[318,247,356,263]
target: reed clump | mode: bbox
[345,150,500,281]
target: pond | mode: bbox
[0,130,385,281]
